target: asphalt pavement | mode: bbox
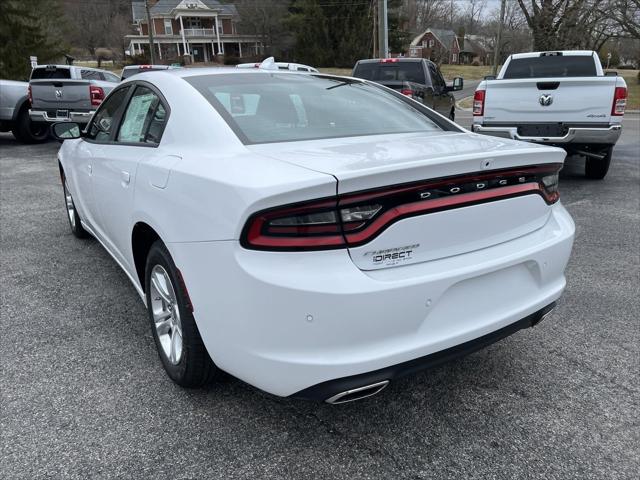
[1,116,639,479]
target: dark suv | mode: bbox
[352,58,463,120]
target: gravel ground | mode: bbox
[1,116,638,479]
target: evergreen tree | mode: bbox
[0,0,67,80]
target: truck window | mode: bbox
[503,56,597,79]
[30,66,71,80]
[81,69,102,80]
[353,62,426,84]
[428,64,446,89]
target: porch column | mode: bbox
[176,42,181,56]
[211,40,216,56]
[214,15,222,55]
[238,42,242,58]
[179,15,189,54]
[158,42,162,60]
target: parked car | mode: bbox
[120,64,181,81]
[352,58,463,120]
[29,65,120,126]
[237,60,318,72]
[51,68,574,403]
[472,50,627,179]
[0,79,48,143]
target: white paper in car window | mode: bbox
[119,93,155,142]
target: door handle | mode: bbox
[87,164,92,174]
[121,170,131,185]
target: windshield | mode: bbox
[185,73,444,144]
[353,62,426,84]
[503,56,597,78]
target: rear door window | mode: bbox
[81,69,103,80]
[428,64,446,89]
[117,86,167,144]
[30,66,71,79]
[504,55,597,78]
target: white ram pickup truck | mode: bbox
[472,51,627,179]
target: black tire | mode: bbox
[585,145,613,180]
[62,173,89,238]
[145,241,216,387]
[11,104,49,144]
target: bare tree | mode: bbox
[235,0,290,57]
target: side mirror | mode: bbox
[452,77,464,91]
[52,122,81,140]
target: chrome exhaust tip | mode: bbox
[325,380,389,405]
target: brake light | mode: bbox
[380,58,399,63]
[611,86,627,116]
[140,65,153,69]
[241,164,562,251]
[90,86,104,107]
[28,85,32,105]
[400,88,413,97]
[473,89,485,116]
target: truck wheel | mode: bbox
[11,104,48,144]
[585,146,613,180]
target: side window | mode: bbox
[86,87,130,142]
[428,64,446,90]
[103,72,120,83]
[117,86,167,144]
[81,69,101,80]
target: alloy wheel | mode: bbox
[149,265,183,365]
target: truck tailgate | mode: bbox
[484,77,616,124]
[30,80,92,112]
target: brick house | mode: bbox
[126,0,263,63]
[408,28,460,64]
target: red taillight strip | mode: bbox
[344,183,545,245]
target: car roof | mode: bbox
[356,58,423,64]
[509,50,595,59]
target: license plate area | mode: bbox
[56,109,69,118]
[517,124,567,137]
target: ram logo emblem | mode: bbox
[539,94,553,106]
[55,89,63,99]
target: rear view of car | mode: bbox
[29,65,119,125]
[472,51,627,179]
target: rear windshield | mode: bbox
[503,55,597,78]
[31,67,71,80]
[353,62,426,84]
[185,73,445,144]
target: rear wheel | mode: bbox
[145,241,217,387]
[585,145,613,180]
[11,104,48,144]
[62,174,89,238]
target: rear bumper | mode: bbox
[472,123,622,145]
[168,202,575,398]
[292,302,556,401]
[29,109,94,124]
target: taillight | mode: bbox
[28,85,33,105]
[241,164,562,251]
[611,86,627,116]
[400,88,413,97]
[90,86,104,107]
[473,89,485,116]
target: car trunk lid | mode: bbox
[248,132,564,270]
[29,79,92,112]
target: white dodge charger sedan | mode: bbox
[52,68,575,404]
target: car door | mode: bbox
[73,86,131,232]
[91,83,169,271]
[427,63,451,116]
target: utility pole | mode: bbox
[145,0,156,64]
[377,0,388,58]
[372,0,377,57]
[492,0,505,76]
